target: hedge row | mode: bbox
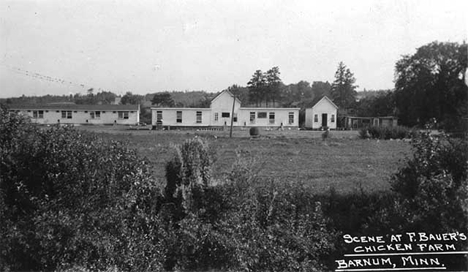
[358,125,418,139]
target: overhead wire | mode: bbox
[0,62,111,93]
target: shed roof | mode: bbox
[150,107,211,111]
[8,104,139,111]
[311,96,338,109]
[210,90,242,106]
[240,107,299,111]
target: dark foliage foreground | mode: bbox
[1,107,467,271]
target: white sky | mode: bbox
[0,0,466,98]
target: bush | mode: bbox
[358,128,371,139]
[157,138,233,271]
[217,152,338,271]
[321,128,331,140]
[0,107,164,271]
[389,132,468,269]
[359,125,417,139]
[391,132,468,232]
[162,138,212,217]
[249,127,260,137]
[231,181,337,271]
[158,145,339,271]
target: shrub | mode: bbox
[0,108,164,271]
[159,146,339,271]
[219,153,337,271]
[362,125,416,139]
[389,132,468,269]
[391,132,468,232]
[160,138,215,220]
[358,128,371,139]
[158,138,233,271]
[224,180,338,271]
[249,127,260,137]
[321,128,331,140]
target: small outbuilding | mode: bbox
[304,96,338,130]
[343,116,398,129]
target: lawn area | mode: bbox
[77,126,412,193]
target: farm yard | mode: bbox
[2,112,467,272]
[77,126,412,193]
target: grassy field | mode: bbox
[76,126,412,193]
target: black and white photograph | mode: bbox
[0,0,467,271]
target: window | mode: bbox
[233,113,237,122]
[258,112,267,118]
[288,112,294,124]
[118,111,129,119]
[33,110,44,119]
[214,112,219,122]
[250,112,256,123]
[176,111,182,123]
[61,111,72,119]
[196,111,202,123]
[90,111,101,119]
[157,111,163,122]
[331,114,335,123]
[314,114,318,122]
[269,112,275,124]
[221,112,230,118]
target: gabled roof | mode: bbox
[311,96,338,109]
[210,90,242,106]
[8,104,139,111]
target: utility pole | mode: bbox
[229,94,235,138]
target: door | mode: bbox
[322,113,328,128]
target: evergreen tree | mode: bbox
[330,62,357,109]
[247,70,266,107]
[265,66,282,106]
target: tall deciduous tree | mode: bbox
[355,90,396,117]
[152,92,175,107]
[311,81,332,98]
[121,92,142,105]
[281,81,313,106]
[394,41,467,130]
[331,62,357,109]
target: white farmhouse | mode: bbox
[8,104,140,125]
[151,90,299,129]
[305,96,338,130]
